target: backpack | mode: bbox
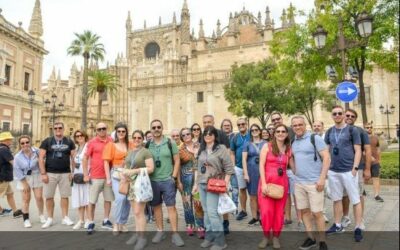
[145,138,175,165]
[291,134,321,162]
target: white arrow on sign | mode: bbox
[338,87,356,95]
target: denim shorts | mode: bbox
[150,179,177,207]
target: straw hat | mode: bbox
[0,132,14,141]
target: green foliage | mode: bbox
[380,151,399,179]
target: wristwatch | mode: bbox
[354,167,359,171]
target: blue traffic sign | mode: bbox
[336,81,358,102]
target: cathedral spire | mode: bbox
[182,0,188,11]
[265,6,272,29]
[172,12,177,26]
[287,3,296,27]
[281,9,288,28]
[159,16,162,26]
[216,19,222,38]
[28,0,43,38]
[126,11,132,31]
[198,19,205,39]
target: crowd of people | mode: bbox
[0,106,385,250]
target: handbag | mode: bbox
[179,146,193,164]
[207,176,227,194]
[73,173,85,184]
[134,168,153,202]
[119,179,130,195]
[266,183,284,199]
[217,193,237,215]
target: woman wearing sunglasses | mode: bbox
[258,124,293,249]
[103,123,131,234]
[71,130,90,230]
[193,126,234,250]
[13,135,45,228]
[178,128,205,238]
[122,130,154,250]
[190,123,202,144]
[242,124,265,226]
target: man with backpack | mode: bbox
[146,119,184,247]
[291,116,330,250]
[324,106,364,242]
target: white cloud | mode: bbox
[0,0,314,81]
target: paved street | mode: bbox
[0,183,398,249]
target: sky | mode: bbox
[0,0,314,81]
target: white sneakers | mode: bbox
[42,218,54,229]
[39,214,46,224]
[73,220,83,230]
[84,220,90,229]
[24,219,32,228]
[62,216,74,226]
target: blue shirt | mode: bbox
[356,126,370,170]
[230,132,250,169]
[292,132,327,183]
[242,140,266,166]
[13,147,40,181]
[325,125,361,173]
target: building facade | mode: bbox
[0,0,47,144]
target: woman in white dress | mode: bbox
[71,130,90,230]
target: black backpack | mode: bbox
[145,138,175,165]
[291,134,321,162]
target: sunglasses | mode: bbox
[96,127,107,131]
[20,141,30,145]
[152,126,162,130]
[54,127,63,130]
[117,130,126,134]
[346,114,356,118]
[237,123,246,127]
[204,133,214,137]
[271,118,281,122]
[332,112,343,116]
[275,130,287,134]
[365,126,372,129]
[182,133,191,137]
[267,128,275,131]
[251,129,259,132]
[171,135,180,138]
[132,136,142,140]
[75,134,83,138]
[192,128,201,131]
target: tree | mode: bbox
[88,70,119,123]
[67,30,105,130]
[224,60,289,128]
[269,18,334,126]
[311,0,399,124]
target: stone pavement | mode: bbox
[0,183,398,249]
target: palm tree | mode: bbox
[67,30,105,130]
[88,70,120,123]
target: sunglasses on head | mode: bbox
[346,114,356,118]
[20,141,30,145]
[54,127,63,130]
[152,126,162,130]
[192,128,201,131]
[332,112,343,116]
[96,127,107,132]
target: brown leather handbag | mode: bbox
[119,179,130,195]
[266,183,284,199]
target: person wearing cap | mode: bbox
[0,132,23,218]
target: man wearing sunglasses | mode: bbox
[230,118,250,221]
[325,106,364,242]
[340,109,371,230]
[39,122,76,229]
[147,119,184,247]
[83,122,114,234]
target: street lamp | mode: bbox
[28,90,35,136]
[44,93,64,135]
[312,12,373,111]
[379,104,395,141]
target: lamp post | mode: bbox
[379,104,395,141]
[313,11,373,112]
[28,90,35,136]
[44,93,64,135]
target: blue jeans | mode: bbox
[111,169,131,224]
[230,174,239,208]
[199,184,225,247]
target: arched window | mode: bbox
[144,42,160,59]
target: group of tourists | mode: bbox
[0,107,384,250]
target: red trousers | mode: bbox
[258,178,288,237]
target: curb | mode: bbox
[364,178,399,186]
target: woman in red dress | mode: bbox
[258,124,293,249]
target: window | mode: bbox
[4,65,11,86]
[24,72,30,91]
[197,92,204,103]
[144,42,160,59]
[353,87,371,105]
[2,121,11,131]
[23,124,30,134]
